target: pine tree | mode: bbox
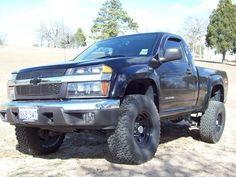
[72,28,87,47]
[206,0,236,61]
[232,4,236,53]
[91,0,138,40]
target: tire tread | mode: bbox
[15,126,64,155]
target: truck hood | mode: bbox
[17,56,152,73]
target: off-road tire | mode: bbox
[15,126,65,155]
[200,101,225,143]
[107,95,160,164]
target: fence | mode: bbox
[192,47,236,63]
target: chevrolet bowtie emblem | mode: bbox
[30,78,42,86]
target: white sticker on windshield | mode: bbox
[139,49,148,55]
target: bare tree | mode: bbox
[38,22,49,47]
[181,17,207,55]
[37,20,72,48]
[0,33,7,45]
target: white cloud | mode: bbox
[1,0,104,45]
[127,9,183,34]
[194,0,218,12]
[0,0,221,46]
[169,0,218,14]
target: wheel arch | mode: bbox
[202,75,225,112]
[123,78,160,109]
[211,84,224,102]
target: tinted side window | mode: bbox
[165,39,181,50]
[164,38,186,63]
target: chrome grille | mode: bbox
[16,83,62,97]
[16,69,67,80]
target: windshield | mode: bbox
[74,34,158,61]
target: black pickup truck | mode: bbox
[0,32,228,164]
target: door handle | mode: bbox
[186,68,192,75]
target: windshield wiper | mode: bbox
[96,55,126,59]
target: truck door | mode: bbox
[157,37,196,115]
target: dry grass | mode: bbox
[0,47,236,177]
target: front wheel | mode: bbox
[15,126,65,155]
[107,95,160,164]
[199,101,226,143]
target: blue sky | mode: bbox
[0,0,235,46]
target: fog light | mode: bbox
[83,112,95,124]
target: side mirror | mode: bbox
[160,48,182,62]
[149,57,159,68]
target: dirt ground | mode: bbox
[0,46,235,177]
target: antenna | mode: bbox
[62,17,66,63]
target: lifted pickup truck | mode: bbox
[0,32,228,164]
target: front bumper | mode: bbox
[0,99,120,130]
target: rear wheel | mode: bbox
[107,95,160,164]
[15,126,65,155]
[199,101,225,143]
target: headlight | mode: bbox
[8,73,17,86]
[9,73,17,81]
[69,65,112,75]
[8,87,16,100]
[7,72,17,100]
[66,65,112,98]
[67,81,109,98]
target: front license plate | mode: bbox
[19,107,38,121]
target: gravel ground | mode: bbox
[0,47,235,177]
